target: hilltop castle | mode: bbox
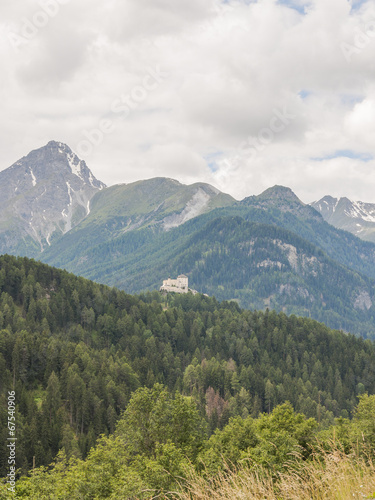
[160,275,189,294]
[160,275,206,296]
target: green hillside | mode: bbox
[0,255,375,497]
[42,177,235,258]
[42,182,375,283]
[240,186,375,280]
[43,207,375,337]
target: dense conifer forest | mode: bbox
[0,254,375,497]
[43,209,375,338]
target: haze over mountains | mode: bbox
[2,141,375,337]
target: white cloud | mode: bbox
[344,96,375,144]
[1,0,375,203]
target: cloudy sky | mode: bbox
[0,0,375,202]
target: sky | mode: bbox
[1,0,375,203]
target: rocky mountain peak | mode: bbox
[240,184,323,223]
[311,196,375,243]
[0,141,106,255]
[9,141,106,191]
[257,185,303,204]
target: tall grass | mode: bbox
[173,447,375,500]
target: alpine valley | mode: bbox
[2,141,375,338]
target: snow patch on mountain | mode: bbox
[30,169,37,187]
[311,196,375,243]
[88,171,96,188]
[66,182,73,206]
[67,153,85,181]
[345,200,375,223]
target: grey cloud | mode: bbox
[108,0,213,41]
[1,0,375,204]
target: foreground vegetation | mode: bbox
[2,389,375,498]
[0,254,375,497]
[177,449,375,500]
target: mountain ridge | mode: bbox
[0,141,105,255]
[3,142,375,337]
[312,195,375,243]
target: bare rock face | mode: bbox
[311,196,375,243]
[162,186,220,230]
[0,141,105,255]
[354,291,373,311]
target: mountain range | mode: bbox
[2,141,375,337]
[312,196,375,243]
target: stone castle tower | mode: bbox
[160,274,189,294]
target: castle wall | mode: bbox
[160,275,189,294]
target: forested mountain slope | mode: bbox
[1,254,375,480]
[43,183,375,283]
[43,212,375,337]
[3,141,375,339]
[240,186,375,280]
